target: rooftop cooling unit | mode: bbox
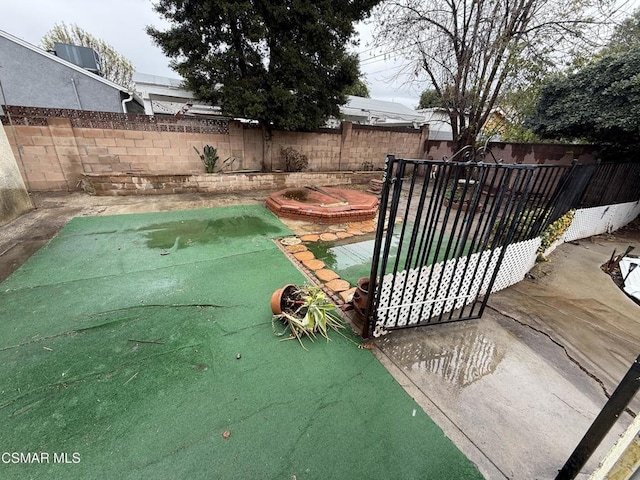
[54,42,102,76]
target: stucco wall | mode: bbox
[0,35,124,112]
[4,105,599,193]
[0,124,33,226]
[425,140,598,165]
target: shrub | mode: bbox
[193,145,236,173]
[360,161,374,171]
[537,210,575,255]
[194,145,219,173]
[281,147,309,172]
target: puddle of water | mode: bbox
[306,231,468,286]
[139,216,281,250]
[306,235,387,286]
[379,324,504,388]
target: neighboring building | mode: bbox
[0,30,143,114]
[133,72,221,117]
[132,75,426,128]
[335,95,425,127]
[418,107,512,142]
[482,108,510,141]
[417,108,455,141]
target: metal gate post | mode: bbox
[362,154,395,338]
[555,354,640,480]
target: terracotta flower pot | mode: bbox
[352,277,372,319]
[270,284,297,315]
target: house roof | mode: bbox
[132,74,425,124]
[342,95,425,124]
[0,30,134,94]
[133,72,193,97]
[133,72,222,116]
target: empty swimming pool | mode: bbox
[306,230,466,287]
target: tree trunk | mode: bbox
[454,127,477,153]
[260,122,273,172]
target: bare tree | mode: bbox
[374,0,624,150]
[42,22,134,89]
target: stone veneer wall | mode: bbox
[2,106,427,191]
[80,171,382,196]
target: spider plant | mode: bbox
[272,285,344,349]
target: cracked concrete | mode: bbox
[373,233,640,479]
[490,235,640,415]
[488,304,613,406]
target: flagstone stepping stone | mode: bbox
[294,251,315,261]
[300,234,320,242]
[319,232,338,242]
[325,279,351,293]
[302,259,325,270]
[285,244,307,253]
[315,269,339,282]
[335,231,354,239]
[339,287,357,302]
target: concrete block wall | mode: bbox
[7,122,236,190]
[2,106,426,191]
[270,129,343,172]
[348,125,427,169]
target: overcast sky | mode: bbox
[1,0,421,108]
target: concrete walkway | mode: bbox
[374,233,640,479]
[2,192,639,479]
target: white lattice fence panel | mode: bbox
[375,249,501,332]
[564,202,640,242]
[490,238,541,293]
[563,206,609,241]
[372,197,638,337]
[607,201,640,233]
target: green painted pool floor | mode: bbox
[0,205,482,479]
[306,229,471,287]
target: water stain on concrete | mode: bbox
[379,321,504,388]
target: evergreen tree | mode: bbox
[417,89,443,109]
[526,47,640,155]
[345,78,371,98]
[147,0,380,131]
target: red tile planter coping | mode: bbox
[266,187,379,224]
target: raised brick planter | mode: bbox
[265,186,378,223]
[80,171,382,196]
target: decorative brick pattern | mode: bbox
[3,105,229,134]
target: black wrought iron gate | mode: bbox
[362,155,592,337]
